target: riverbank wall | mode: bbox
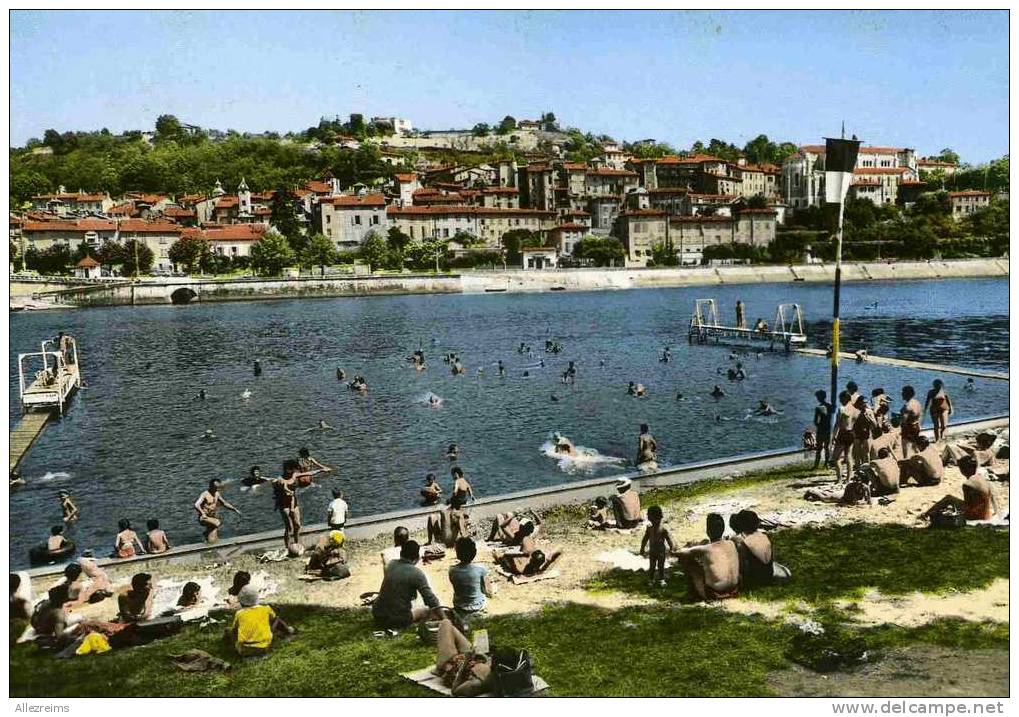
[12,258,1008,308]
[22,414,1008,581]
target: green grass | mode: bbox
[10,601,1008,698]
[584,524,1010,603]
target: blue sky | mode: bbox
[10,10,1009,162]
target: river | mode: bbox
[8,277,1009,567]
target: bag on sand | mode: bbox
[491,648,534,696]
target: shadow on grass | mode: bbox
[584,523,1010,604]
[10,600,1009,698]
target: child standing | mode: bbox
[640,505,675,587]
[58,490,79,523]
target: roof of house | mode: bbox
[304,180,333,194]
[215,196,240,208]
[561,162,588,171]
[688,193,738,201]
[551,224,589,232]
[801,144,908,155]
[564,209,591,216]
[118,219,183,234]
[183,224,267,242]
[670,215,734,224]
[75,255,100,268]
[387,205,555,217]
[481,187,519,194]
[394,173,417,182]
[108,202,136,216]
[163,206,196,218]
[320,193,388,208]
[948,190,992,197]
[620,209,668,217]
[586,167,636,177]
[23,219,117,232]
[853,167,909,176]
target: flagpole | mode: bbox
[830,197,845,429]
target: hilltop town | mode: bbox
[9,113,1009,277]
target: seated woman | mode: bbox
[79,550,112,597]
[731,510,790,588]
[433,617,492,696]
[225,571,252,608]
[176,582,202,609]
[113,519,146,559]
[427,495,471,548]
[921,455,1000,524]
[448,538,495,619]
[117,573,154,623]
[305,530,351,580]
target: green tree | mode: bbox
[270,188,304,252]
[472,123,491,137]
[200,252,231,275]
[501,228,543,265]
[155,114,183,141]
[25,244,72,274]
[627,142,677,159]
[97,240,124,266]
[745,194,769,209]
[573,236,625,266]
[358,231,388,272]
[497,116,517,135]
[121,239,155,276]
[250,228,296,276]
[301,233,336,270]
[387,226,411,253]
[937,148,960,165]
[168,238,211,274]
[650,242,678,266]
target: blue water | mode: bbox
[8,277,1009,567]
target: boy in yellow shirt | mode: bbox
[228,585,295,656]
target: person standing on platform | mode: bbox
[735,300,746,329]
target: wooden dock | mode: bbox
[10,412,51,474]
[794,348,1009,381]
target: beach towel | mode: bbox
[400,666,549,696]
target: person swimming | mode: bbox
[675,392,684,401]
[627,382,647,397]
[552,432,576,456]
[253,360,262,376]
[550,394,560,402]
[306,419,334,431]
[336,368,346,381]
[660,346,672,363]
[202,429,216,441]
[242,466,268,487]
[241,389,252,400]
[447,444,460,461]
[710,385,725,398]
[964,378,976,393]
[562,361,577,384]
[497,360,505,377]
[196,389,207,401]
[428,393,442,407]
[754,400,777,416]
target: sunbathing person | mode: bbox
[427,495,472,548]
[79,550,111,597]
[433,617,493,696]
[869,447,901,497]
[306,530,351,580]
[145,519,172,554]
[611,477,644,529]
[587,496,614,529]
[226,571,252,608]
[675,514,740,601]
[498,548,562,577]
[117,573,154,623]
[113,519,146,558]
[899,436,945,487]
[803,473,872,506]
[920,455,999,523]
[731,510,790,588]
[420,474,443,506]
[487,511,540,544]
[227,585,294,657]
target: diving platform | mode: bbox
[18,337,81,416]
[689,299,807,350]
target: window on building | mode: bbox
[371,215,379,225]
[325,215,331,224]
[443,228,450,238]
[355,215,362,225]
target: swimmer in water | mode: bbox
[636,424,658,470]
[715,415,722,424]
[202,429,216,441]
[675,392,684,401]
[9,470,24,489]
[420,473,442,506]
[754,400,777,416]
[241,389,252,400]
[498,360,505,377]
[253,360,262,376]
[523,370,530,378]
[551,394,560,402]
[710,385,725,399]
[552,432,576,456]
[562,361,577,384]
[660,347,672,363]
[447,444,460,461]
[964,378,976,392]
[196,389,207,401]
[59,490,80,523]
[242,465,268,487]
[428,393,442,407]
[628,381,647,397]
[306,419,334,431]
[336,368,346,381]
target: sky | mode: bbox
[9,10,1010,162]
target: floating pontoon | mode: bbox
[17,337,82,416]
[688,299,807,351]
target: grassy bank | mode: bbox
[11,517,1009,697]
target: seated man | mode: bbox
[731,510,790,588]
[117,573,154,623]
[306,530,351,580]
[372,540,442,630]
[899,436,945,487]
[675,514,740,601]
[610,478,643,529]
[427,495,471,548]
[227,585,294,656]
[869,447,901,497]
[30,583,71,644]
[921,455,1000,523]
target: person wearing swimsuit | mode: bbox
[194,479,241,543]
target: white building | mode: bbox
[315,193,389,250]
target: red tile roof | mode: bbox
[24,219,116,232]
[108,202,136,216]
[551,224,589,232]
[480,187,519,194]
[184,224,267,242]
[388,205,555,217]
[564,210,591,216]
[671,215,733,224]
[620,209,667,217]
[76,255,100,268]
[304,180,333,194]
[688,193,738,201]
[948,190,992,198]
[320,193,388,208]
[163,206,196,218]
[561,162,588,171]
[394,173,417,182]
[117,219,183,234]
[215,196,240,208]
